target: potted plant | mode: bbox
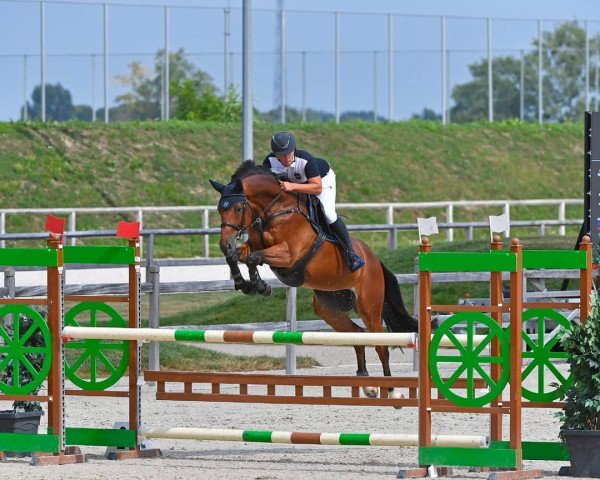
[0,308,46,438]
[557,292,600,477]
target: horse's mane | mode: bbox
[230,160,275,182]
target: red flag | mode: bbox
[45,214,65,235]
[116,221,140,239]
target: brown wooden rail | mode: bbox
[144,371,486,408]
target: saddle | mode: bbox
[306,195,337,242]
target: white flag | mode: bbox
[417,216,439,239]
[489,212,510,241]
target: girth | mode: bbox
[270,232,326,287]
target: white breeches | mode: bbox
[317,169,338,224]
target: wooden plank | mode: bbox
[419,446,517,468]
[155,391,418,407]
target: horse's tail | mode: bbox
[380,261,419,333]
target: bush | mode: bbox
[557,293,600,433]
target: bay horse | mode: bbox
[210,160,418,398]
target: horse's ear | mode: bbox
[209,179,226,193]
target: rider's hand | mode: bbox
[279,181,294,192]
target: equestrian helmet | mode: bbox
[271,131,296,155]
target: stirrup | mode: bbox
[348,252,365,272]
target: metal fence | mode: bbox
[0,198,584,255]
[1,0,600,123]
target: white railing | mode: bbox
[0,198,583,251]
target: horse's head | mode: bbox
[209,177,252,259]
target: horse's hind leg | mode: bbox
[354,274,404,405]
[313,290,377,398]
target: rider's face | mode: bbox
[275,151,295,167]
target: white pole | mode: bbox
[538,19,543,124]
[279,7,286,123]
[441,16,447,125]
[103,3,109,123]
[373,51,377,121]
[164,6,170,120]
[585,21,589,112]
[387,14,393,122]
[242,0,253,161]
[40,0,45,122]
[487,17,493,123]
[22,55,28,121]
[335,12,340,123]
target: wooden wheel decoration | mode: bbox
[429,311,510,407]
[0,305,52,395]
[64,301,129,391]
[519,308,573,402]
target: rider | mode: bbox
[262,131,365,272]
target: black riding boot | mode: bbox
[330,218,365,272]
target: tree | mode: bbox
[115,48,217,121]
[450,56,538,123]
[171,81,242,122]
[450,21,600,123]
[25,83,75,121]
[411,108,442,121]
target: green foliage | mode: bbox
[558,293,600,433]
[451,21,600,123]
[171,81,242,122]
[0,309,47,412]
[26,83,75,122]
[114,48,218,121]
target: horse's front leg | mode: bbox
[226,256,257,296]
[248,265,271,297]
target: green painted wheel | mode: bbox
[429,311,510,407]
[0,305,52,395]
[519,308,572,402]
[64,302,129,391]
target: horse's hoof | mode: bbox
[258,284,272,297]
[390,390,405,410]
[362,386,379,398]
[240,284,257,296]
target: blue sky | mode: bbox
[0,0,598,122]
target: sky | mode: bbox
[0,0,598,122]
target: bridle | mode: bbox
[219,190,309,243]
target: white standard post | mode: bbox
[285,287,297,374]
[69,211,77,246]
[387,205,396,250]
[558,202,566,236]
[446,204,453,242]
